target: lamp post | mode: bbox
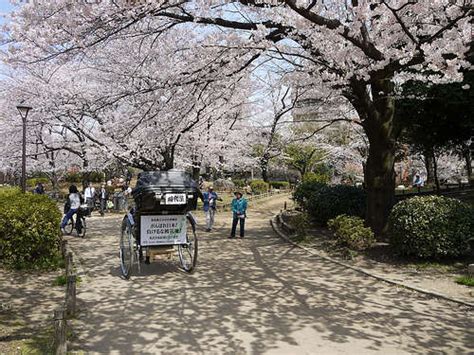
[16,102,32,193]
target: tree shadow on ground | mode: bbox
[66,208,473,354]
[0,268,64,353]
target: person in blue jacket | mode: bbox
[230,191,247,238]
[203,186,220,232]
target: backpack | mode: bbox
[64,199,71,214]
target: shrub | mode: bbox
[287,212,310,238]
[65,171,104,184]
[303,171,331,184]
[83,171,104,183]
[64,172,82,183]
[0,189,62,270]
[214,179,235,191]
[389,196,474,259]
[26,177,49,187]
[270,181,290,190]
[328,215,375,251]
[296,183,366,226]
[232,179,246,188]
[250,180,269,194]
[293,180,327,207]
[315,185,366,225]
[302,169,332,184]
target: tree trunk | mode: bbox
[349,78,397,237]
[432,151,440,193]
[160,148,174,171]
[47,151,59,196]
[364,133,396,236]
[462,145,473,186]
[50,173,59,192]
[192,160,201,181]
[300,165,307,177]
[260,153,270,183]
[261,165,269,183]
[423,150,435,185]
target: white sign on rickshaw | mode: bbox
[164,193,187,205]
[140,215,187,246]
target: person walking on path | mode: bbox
[61,185,82,233]
[84,182,96,212]
[230,191,247,239]
[98,183,109,216]
[203,186,221,232]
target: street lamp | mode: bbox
[16,101,32,193]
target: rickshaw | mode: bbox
[119,170,199,279]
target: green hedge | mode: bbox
[26,177,49,187]
[270,181,290,189]
[64,171,104,184]
[250,180,269,194]
[302,171,331,184]
[328,215,375,251]
[389,196,474,259]
[64,172,82,183]
[293,181,326,206]
[83,171,104,183]
[232,179,246,188]
[294,181,366,226]
[0,189,62,270]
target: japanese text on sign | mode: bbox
[140,215,187,246]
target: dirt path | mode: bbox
[0,268,64,353]
[67,195,473,354]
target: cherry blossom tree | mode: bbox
[2,19,256,174]
[2,0,472,233]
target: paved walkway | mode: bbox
[67,195,473,354]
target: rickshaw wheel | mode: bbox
[120,217,134,279]
[178,215,198,273]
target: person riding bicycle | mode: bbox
[61,185,82,234]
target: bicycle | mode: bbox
[64,205,88,238]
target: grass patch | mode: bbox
[455,275,474,287]
[407,260,466,273]
[0,313,54,355]
[52,274,82,287]
[8,254,65,272]
[289,233,312,244]
[52,274,67,286]
[19,325,55,354]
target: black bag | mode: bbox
[64,200,71,214]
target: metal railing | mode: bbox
[395,182,474,200]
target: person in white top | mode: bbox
[99,183,109,216]
[61,185,82,232]
[123,185,133,211]
[84,182,96,210]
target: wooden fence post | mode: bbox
[66,274,77,317]
[65,252,73,277]
[53,307,67,355]
[60,240,68,260]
